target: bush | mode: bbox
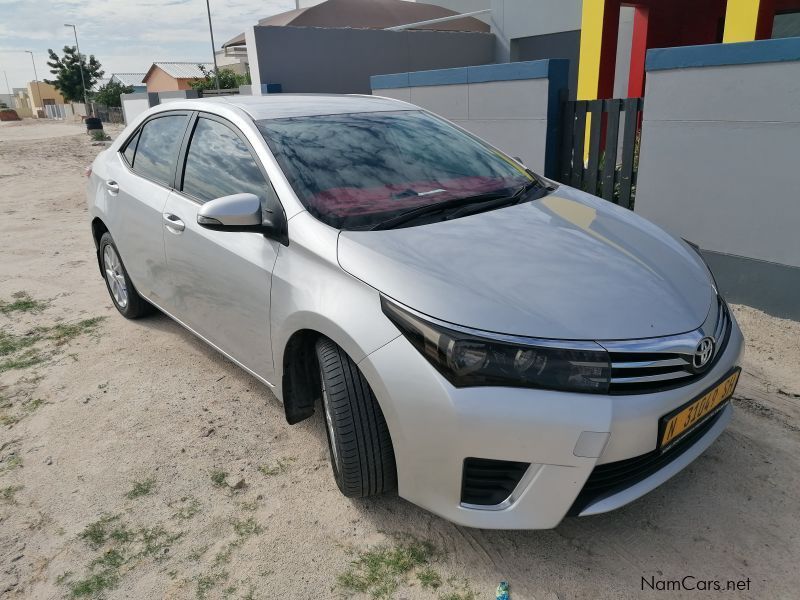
[90,130,111,141]
[93,81,134,108]
[189,66,250,91]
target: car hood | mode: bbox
[337,185,715,340]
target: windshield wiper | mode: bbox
[370,178,545,231]
[442,179,545,221]
[369,190,514,231]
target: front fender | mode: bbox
[270,212,400,402]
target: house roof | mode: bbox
[110,73,147,86]
[92,77,111,92]
[143,62,214,82]
[223,0,489,47]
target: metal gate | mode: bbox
[559,97,643,209]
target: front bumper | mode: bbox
[357,319,744,529]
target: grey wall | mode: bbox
[247,26,495,94]
[635,55,800,319]
[511,31,580,98]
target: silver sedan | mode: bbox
[87,95,743,529]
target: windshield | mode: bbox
[257,110,533,230]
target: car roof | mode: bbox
[200,93,415,120]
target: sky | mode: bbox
[0,0,297,91]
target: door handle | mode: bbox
[163,213,185,233]
[105,180,119,194]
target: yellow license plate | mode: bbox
[660,369,740,448]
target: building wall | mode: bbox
[635,38,800,319]
[371,59,568,177]
[27,81,65,110]
[145,67,182,93]
[246,25,495,94]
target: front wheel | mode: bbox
[315,338,396,497]
[99,232,153,319]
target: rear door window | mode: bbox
[131,114,189,186]
[181,117,269,204]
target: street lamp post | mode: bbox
[24,51,43,118]
[204,0,221,92]
[64,24,91,116]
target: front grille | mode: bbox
[606,298,731,395]
[460,457,530,507]
[568,408,724,516]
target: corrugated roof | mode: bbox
[110,73,147,86]
[91,77,110,92]
[223,0,489,47]
[147,62,214,80]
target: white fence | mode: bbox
[44,104,69,120]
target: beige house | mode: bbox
[26,81,65,117]
[142,62,213,93]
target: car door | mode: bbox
[105,111,191,302]
[161,113,280,383]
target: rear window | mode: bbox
[130,114,189,186]
[257,110,530,230]
[122,130,139,165]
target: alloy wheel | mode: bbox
[103,244,128,309]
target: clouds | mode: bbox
[0,0,293,90]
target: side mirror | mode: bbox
[197,193,262,230]
[197,192,289,245]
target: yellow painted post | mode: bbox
[577,0,606,162]
[577,0,606,101]
[723,0,762,43]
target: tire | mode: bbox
[99,232,153,319]
[316,338,396,497]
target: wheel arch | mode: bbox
[275,311,397,426]
[91,217,110,276]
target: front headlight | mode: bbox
[381,297,610,394]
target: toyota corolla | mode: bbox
[86,95,743,529]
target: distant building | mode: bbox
[26,81,64,117]
[110,73,147,93]
[91,77,111,93]
[142,62,213,93]
[223,0,490,72]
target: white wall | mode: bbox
[376,77,551,171]
[121,96,149,124]
[636,59,800,268]
[488,0,582,61]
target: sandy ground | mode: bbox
[1,118,799,600]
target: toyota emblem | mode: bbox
[693,337,715,370]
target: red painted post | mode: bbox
[627,6,650,98]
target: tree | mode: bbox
[45,46,103,103]
[93,81,133,107]
[189,66,250,91]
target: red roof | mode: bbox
[223,0,489,47]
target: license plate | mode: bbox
[659,368,740,449]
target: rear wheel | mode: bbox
[315,338,396,497]
[99,232,153,319]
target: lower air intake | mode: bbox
[460,457,530,507]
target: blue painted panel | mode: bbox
[370,72,410,90]
[409,67,468,86]
[543,59,569,180]
[371,59,555,89]
[646,37,800,71]
[467,60,551,83]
